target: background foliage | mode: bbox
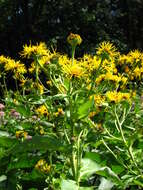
[0,0,143,57]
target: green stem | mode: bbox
[71,148,76,180]
[114,106,142,174]
[102,139,117,160]
[71,45,76,65]
[3,74,8,96]
[15,77,19,92]
[76,130,83,185]
[35,58,39,84]
[67,79,76,180]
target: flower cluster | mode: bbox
[35,159,51,174]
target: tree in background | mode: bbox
[0,0,143,57]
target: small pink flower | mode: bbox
[32,115,37,120]
[10,109,20,118]
[0,103,5,110]
[0,111,5,117]
[10,109,16,114]
[25,135,32,140]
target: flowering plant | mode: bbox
[0,34,143,189]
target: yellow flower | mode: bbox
[20,42,48,58]
[88,109,100,118]
[4,59,16,71]
[105,72,121,83]
[35,159,51,174]
[61,60,85,78]
[102,59,117,73]
[96,74,106,84]
[0,55,8,64]
[92,94,105,105]
[121,76,128,86]
[29,62,35,73]
[89,111,96,118]
[37,83,44,95]
[15,62,26,74]
[96,73,121,85]
[20,79,27,86]
[46,80,52,86]
[124,66,129,73]
[67,33,82,47]
[69,64,84,78]
[16,130,28,139]
[39,126,45,135]
[4,58,26,75]
[58,54,71,66]
[134,67,141,78]
[118,55,129,65]
[96,41,119,59]
[54,108,64,117]
[128,50,142,62]
[106,91,131,103]
[36,105,49,116]
[80,54,100,73]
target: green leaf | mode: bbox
[96,166,120,184]
[61,179,93,190]
[22,122,33,129]
[134,179,143,188]
[38,121,54,128]
[0,148,6,159]
[0,137,18,148]
[61,179,78,190]
[80,158,101,179]
[0,131,10,137]
[84,152,101,163]
[98,177,114,190]
[0,175,7,182]
[7,155,37,171]
[15,104,31,117]
[111,165,124,174]
[21,169,45,181]
[79,187,93,190]
[77,99,94,119]
[11,136,70,154]
[80,158,121,185]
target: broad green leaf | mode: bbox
[79,187,93,190]
[11,136,70,154]
[0,137,18,148]
[98,177,114,190]
[0,131,10,137]
[21,169,45,181]
[22,122,33,129]
[134,180,143,188]
[0,175,7,182]
[80,158,121,185]
[85,152,101,163]
[137,141,143,149]
[7,155,37,171]
[96,166,120,184]
[80,158,101,179]
[0,148,6,159]
[61,179,78,190]
[15,104,31,117]
[39,121,54,128]
[111,165,124,174]
[77,99,94,119]
[61,179,93,190]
